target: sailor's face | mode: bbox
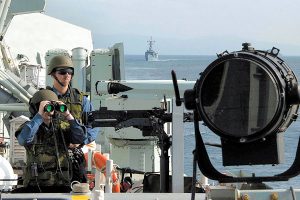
[43,110,54,120]
[55,69,73,85]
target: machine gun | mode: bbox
[91,107,172,137]
[88,106,178,192]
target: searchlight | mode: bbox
[173,43,300,183]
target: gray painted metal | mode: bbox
[1,0,45,34]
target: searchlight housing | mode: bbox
[192,43,300,143]
[173,43,300,183]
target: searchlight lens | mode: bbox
[199,59,279,139]
[194,46,300,143]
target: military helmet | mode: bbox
[29,89,58,115]
[47,55,73,75]
[30,89,58,104]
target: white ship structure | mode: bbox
[145,37,158,61]
[0,1,300,200]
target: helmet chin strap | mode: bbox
[53,74,66,87]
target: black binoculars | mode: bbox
[44,102,68,113]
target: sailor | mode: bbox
[15,89,86,193]
[46,55,100,181]
[46,55,99,146]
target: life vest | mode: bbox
[48,87,85,130]
[51,87,88,183]
[19,124,72,187]
[84,151,121,193]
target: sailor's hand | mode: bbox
[56,101,74,120]
[64,111,74,120]
[38,100,54,122]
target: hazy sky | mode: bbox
[45,0,300,55]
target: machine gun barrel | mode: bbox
[90,107,172,128]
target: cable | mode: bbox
[191,150,197,200]
[59,126,73,184]
[51,117,72,183]
[35,177,41,192]
[290,186,296,200]
[191,112,204,200]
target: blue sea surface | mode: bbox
[124,54,300,189]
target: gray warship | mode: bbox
[145,37,158,61]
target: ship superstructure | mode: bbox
[145,37,158,61]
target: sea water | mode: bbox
[124,54,300,189]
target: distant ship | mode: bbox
[145,37,158,61]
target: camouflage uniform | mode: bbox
[15,89,85,191]
[20,123,72,187]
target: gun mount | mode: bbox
[89,107,193,192]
